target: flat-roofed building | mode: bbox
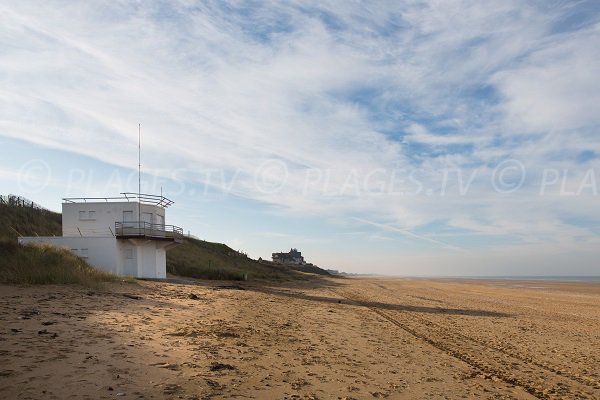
[19,193,183,279]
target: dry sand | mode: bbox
[1,277,599,399]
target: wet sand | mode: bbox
[1,277,599,399]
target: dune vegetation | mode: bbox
[0,197,61,242]
[166,237,303,281]
[0,241,119,288]
[0,198,120,288]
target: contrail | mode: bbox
[352,217,465,251]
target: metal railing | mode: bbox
[63,192,175,208]
[115,221,183,243]
[1,194,50,211]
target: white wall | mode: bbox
[116,240,137,276]
[132,240,169,279]
[156,248,166,279]
[62,202,166,237]
[139,242,157,278]
[19,200,173,279]
[19,236,120,275]
[19,236,170,279]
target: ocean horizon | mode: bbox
[450,276,600,282]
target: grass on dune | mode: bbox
[0,241,121,289]
[167,237,300,281]
[0,202,61,242]
[0,202,120,289]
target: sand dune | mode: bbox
[1,277,599,399]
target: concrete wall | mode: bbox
[62,202,166,237]
[131,240,169,279]
[19,236,120,275]
[139,242,157,278]
[19,200,173,279]
[19,236,169,278]
[155,247,166,279]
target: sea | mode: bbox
[457,276,600,283]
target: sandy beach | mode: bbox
[1,277,599,399]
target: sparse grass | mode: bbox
[0,241,121,289]
[0,201,124,289]
[279,263,332,276]
[0,202,61,242]
[167,237,297,281]
[172,263,247,281]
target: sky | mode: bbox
[1,1,599,276]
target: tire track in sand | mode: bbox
[363,283,600,391]
[333,288,600,400]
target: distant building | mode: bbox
[19,193,183,279]
[272,248,305,265]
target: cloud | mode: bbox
[404,123,488,146]
[492,22,600,133]
[0,0,599,268]
[353,217,464,251]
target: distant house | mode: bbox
[18,193,183,279]
[272,248,305,265]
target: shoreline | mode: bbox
[355,275,600,282]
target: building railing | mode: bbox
[64,192,175,208]
[115,221,183,243]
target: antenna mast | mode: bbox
[138,123,141,225]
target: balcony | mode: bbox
[115,221,184,243]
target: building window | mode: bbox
[142,212,152,225]
[78,210,96,220]
[125,249,134,259]
[122,211,134,227]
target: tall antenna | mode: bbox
[138,123,141,225]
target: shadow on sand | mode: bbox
[155,275,512,318]
[245,278,512,318]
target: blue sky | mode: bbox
[1,1,599,275]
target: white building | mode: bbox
[19,193,183,279]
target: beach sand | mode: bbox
[1,277,599,399]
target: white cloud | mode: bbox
[1,1,599,273]
[405,123,489,146]
[492,23,600,133]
